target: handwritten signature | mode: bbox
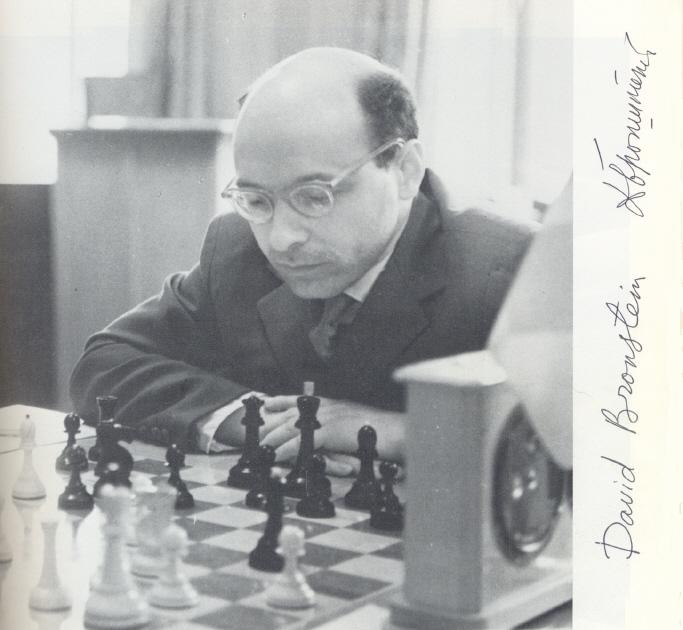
[595,455,640,559]
[601,277,646,434]
[593,33,656,217]
[596,277,645,560]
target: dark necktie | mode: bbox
[308,294,361,361]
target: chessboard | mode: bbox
[0,406,404,630]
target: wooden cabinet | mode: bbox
[51,116,234,408]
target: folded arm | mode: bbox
[69,219,249,450]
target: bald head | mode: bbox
[240,47,392,107]
[234,48,418,167]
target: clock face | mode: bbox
[492,405,565,564]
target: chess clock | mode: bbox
[390,350,571,629]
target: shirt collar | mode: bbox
[343,211,409,303]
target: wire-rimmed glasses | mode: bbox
[221,138,404,224]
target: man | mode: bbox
[70,47,534,475]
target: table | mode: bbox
[0,405,571,629]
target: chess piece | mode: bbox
[12,495,45,559]
[249,472,286,572]
[149,523,199,608]
[84,484,150,628]
[370,461,403,531]
[296,454,335,519]
[93,461,127,498]
[94,420,134,487]
[265,525,315,609]
[12,415,46,500]
[166,444,194,510]
[29,607,70,630]
[131,480,175,577]
[245,444,275,510]
[285,383,321,498]
[0,496,12,563]
[88,395,117,462]
[64,509,87,560]
[227,395,265,489]
[58,445,93,511]
[127,475,154,548]
[29,515,71,611]
[345,425,379,509]
[55,413,88,473]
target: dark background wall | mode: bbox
[0,185,55,407]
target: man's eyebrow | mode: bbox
[235,171,337,189]
[233,177,264,188]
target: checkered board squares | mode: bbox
[148,455,403,629]
[0,442,404,630]
[6,440,403,630]
[158,457,405,629]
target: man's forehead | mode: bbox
[233,130,364,190]
[234,95,368,183]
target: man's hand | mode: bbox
[258,396,405,475]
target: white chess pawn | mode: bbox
[84,485,149,629]
[265,525,316,609]
[12,416,46,500]
[131,481,175,578]
[13,495,45,560]
[126,475,153,548]
[29,515,71,611]
[0,495,12,563]
[149,523,199,608]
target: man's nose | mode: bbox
[267,198,308,253]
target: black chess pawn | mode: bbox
[227,396,265,489]
[58,445,93,511]
[56,413,88,473]
[285,393,321,498]
[369,461,403,532]
[249,472,286,572]
[296,454,335,518]
[88,395,117,462]
[166,444,194,510]
[344,425,379,510]
[245,445,276,510]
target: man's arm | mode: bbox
[227,396,405,466]
[69,216,250,450]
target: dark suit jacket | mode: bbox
[70,170,535,449]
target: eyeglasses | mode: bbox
[221,138,404,224]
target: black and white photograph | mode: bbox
[0,1,679,628]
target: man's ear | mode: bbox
[396,140,425,200]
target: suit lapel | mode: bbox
[330,188,448,400]
[256,283,319,389]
